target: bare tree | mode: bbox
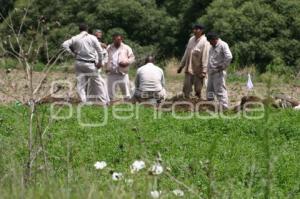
[0,1,65,184]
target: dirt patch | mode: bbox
[0,69,76,104]
[0,69,300,109]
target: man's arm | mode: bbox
[178,39,191,73]
[221,42,233,70]
[127,46,135,65]
[62,38,76,56]
[119,46,135,67]
[92,37,104,64]
[101,49,108,65]
[104,45,112,72]
[201,42,210,75]
[161,70,166,88]
[135,72,140,90]
[178,48,188,73]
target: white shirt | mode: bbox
[62,31,104,63]
[111,48,120,70]
[180,35,210,75]
[135,63,165,92]
[106,43,135,74]
[95,42,108,66]
[208,39,233,73]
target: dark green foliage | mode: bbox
[0,0,15,21]
[0,0,179,66]
[0,0,300,72]
[198,0,300,72]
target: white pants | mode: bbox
[207,70,228,108]
[107,73,131,100]
[75,61,110,104]
[133,89,166,101]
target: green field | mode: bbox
[0,104,300,198]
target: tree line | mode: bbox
[0,0,299,73]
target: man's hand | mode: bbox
[95,63,102,69]
[177,67,183,74]
[218,65,226,72]
[119,61,129,68]
[200,72,206,78]
[101,43,107,49]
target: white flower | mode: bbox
[130,160,146,173]
[150,190,161,198]
[112,172,123,181]
[94,161,107,170]
[150,163,164,175]
[172,189,184,197]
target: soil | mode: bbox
[1,69,300,110]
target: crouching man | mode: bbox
[206,32,232,109]
[133,56,166,103]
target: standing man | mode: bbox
[177,24,210,99]
[94,29,107,49]
[94,29,108,66]
[106,33,135,100]
[206,32,232,109]
[133,56,166,102]
[62,23,109,104]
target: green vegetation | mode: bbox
[0,0,299,72]
[0,105,300,198]
[199,0,300,73]
[0,1,300,198]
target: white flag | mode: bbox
[247,73,254,90]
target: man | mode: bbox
[62,23,109,104]
[177,24,210,99]
[133,56,166,102]
[94,29,107,49]
[206,32,233,109]
[94,29,108,66]
[106,33,135,100]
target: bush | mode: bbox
[0,57,19,69]
[198,0,300,73]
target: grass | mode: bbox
[0,58,73,72]
[0,104,300,198]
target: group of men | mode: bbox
[178,24,232,109]
[62,23,232,108]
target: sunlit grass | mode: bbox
[0,105,300,198]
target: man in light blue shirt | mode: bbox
[133,56,166,102]
[206,32,233,109]
[62,23,109,104]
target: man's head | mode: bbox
[94,29,103,40]
[79,23,88,32]
[112,33,123,48]
[207,32,219,47]
[192,24,205,38]
[145,55,155,64]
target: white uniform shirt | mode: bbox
[208,39,233,73]
[62,31,104,63]
[106,43,135,74]
[135,63,165,92]
[180,35,210,75]
[111,48,120,70]
[95,42,108,66]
